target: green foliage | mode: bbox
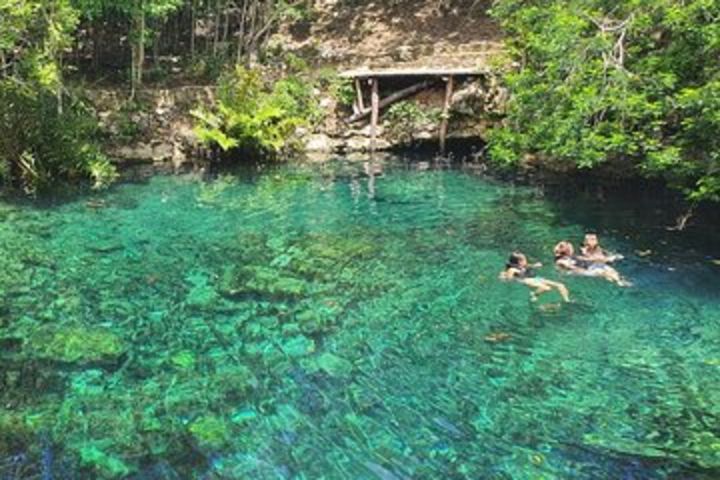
[188,55,226,82]
[192,66,318,158]
[385,101,441,144]
[489,0,720,202]
[0,0,116,193]
[1,0,79,86]
[328,75,356,108]
[0,81,116,193]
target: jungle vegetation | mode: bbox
[489,0,720,203]
[1,0,719,204]
[0,0,312,192]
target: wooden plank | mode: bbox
[439,75,454,154]
[340,67,487,79]
[370,77,379,151]
[354,78,365,114]
[347,80,434,123]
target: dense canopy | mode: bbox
[489,0,720,202]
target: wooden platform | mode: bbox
[339,67,488,79]
[340,66,488,153]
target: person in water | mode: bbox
[500,251,570,302]
[554,241,630,286]
[578,233,623,263]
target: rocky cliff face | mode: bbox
[88,87,215,168]
[91,73,505,165]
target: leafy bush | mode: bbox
[489,0,720,202]
[192,66,318,158]
[335,78,357,109]
[0,81,116,193]
[385,101,442,144]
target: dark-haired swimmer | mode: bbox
[578,233,624,263]
[554,241,630,286]
[500,251,570,302]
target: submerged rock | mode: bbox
[188,415,230,450]
[185,284,219,309]
[316,352,353,378]
[80,444,133,479]
[0,412,33,454]
[29,326,125,366]
[282,335,316,358]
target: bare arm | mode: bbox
[499,268,519,280]
[578,249,623,263]
[556,258,585,273]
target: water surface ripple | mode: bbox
[1,156,719,479]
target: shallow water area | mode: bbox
[1,154,720,479]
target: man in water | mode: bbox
[579,233,624,263]
[500,251,570,302]
[554,241,630,286]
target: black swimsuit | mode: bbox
[556,255,591,269]
[509,266,536,279]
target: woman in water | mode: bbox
[554,241,630,286]
[500,251,570,302]
[578,233,623,263]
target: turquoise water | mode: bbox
[1,156,720,479]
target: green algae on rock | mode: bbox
[29,326,125,365]
[80,443,133,479]
[189,415,230,450]
[316,352,354,378]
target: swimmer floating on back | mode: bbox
[578,233,624,263]
[500,251,570,302]
[554,241,630,286]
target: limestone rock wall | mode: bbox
[88,86,215,168]
[90,74,505,164]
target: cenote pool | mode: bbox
[1,154,720,479]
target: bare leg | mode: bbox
[600,267,631,286]
[544,279,570,302]
[524,279,569,302]
[530,283,551,301]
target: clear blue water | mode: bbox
[1,155,720,479]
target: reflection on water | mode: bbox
[1,155,719,479]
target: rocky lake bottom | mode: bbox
[1,155,720,479]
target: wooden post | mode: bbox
[354,78,365,115]
[439,75,454,154]
[370,77,379,152]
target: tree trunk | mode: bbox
[138,7,145,86]
[222,2,230,46]
[130,1,146,99]
[56,59,63,115]
[190,0,197,58]
[247,0,258,63]
[153,22,161,66]
[237,0,249,63]
[213,0,221,56]
[91,21,100,71]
